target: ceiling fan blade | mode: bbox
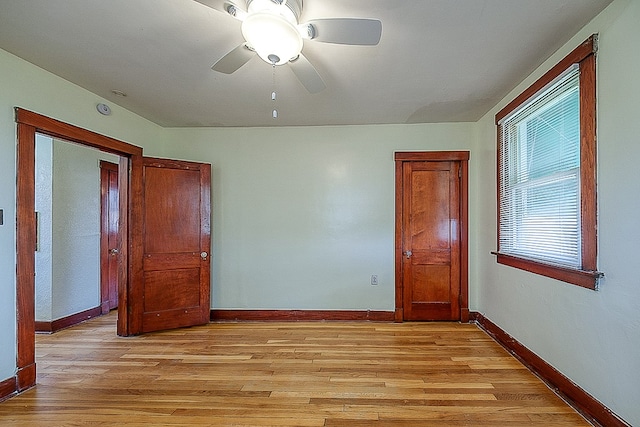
[305,18,382,45]
[289,54,326,93]
[212,44,255,74]
[193,0,245,20]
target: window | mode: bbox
[494,35,602,289]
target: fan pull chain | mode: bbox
[271,63,278,119]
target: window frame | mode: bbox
[494,35,602,290]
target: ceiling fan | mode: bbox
[194,0,382,93]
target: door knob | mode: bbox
[109,248,119,255]
[403,250,412,259]
[200,251,208,260]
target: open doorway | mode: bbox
[34,135,120,333]
[15,108,142,392]
[15,108,212,395]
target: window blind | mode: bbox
[498,66,581,268]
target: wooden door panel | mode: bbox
[143,253,201,270]
[411,249,451,264]
[129,157,211,335]
[412,265,451,302]
[143,269,201,312]
[410,168,451,250]
[401,159,461,321]
[143,167,201,253]
[142,307,204,332]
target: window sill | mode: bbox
[492,252,603,290]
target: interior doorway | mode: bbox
[15,108,212,395]
[15,108,142,392]
[34,136,121,332]
[394,151,469,322]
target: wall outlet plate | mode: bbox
[371,275,378,285]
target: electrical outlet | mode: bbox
[370,275,378,286]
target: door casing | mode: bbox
[15,109,142,392]
[394,151,469,323]
[16,109,213,393]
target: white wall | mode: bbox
[0,47,167,384]
[35,136,119,322]
[474,0,639,424]
[164,124,476,311]
[35,135,54,321]
[51,140,119,319]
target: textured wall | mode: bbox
[35,135,53,321]
[50,140,118,320]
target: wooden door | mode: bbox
[395,152,469,322]
[100,161,119,313]
[128,157,211,334]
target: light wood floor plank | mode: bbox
[0,312,591,426]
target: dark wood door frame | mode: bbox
[394,151,469,323]
[15,108,143,392]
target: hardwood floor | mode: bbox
[0,313,591,426]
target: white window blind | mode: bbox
[498,66,581,268]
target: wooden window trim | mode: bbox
[494,35,602,290]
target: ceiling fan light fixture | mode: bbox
[241,12,303,66]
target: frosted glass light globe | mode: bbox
[241,12,303,66]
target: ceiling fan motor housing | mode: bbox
[246,0,302,22]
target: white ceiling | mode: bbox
[0,0,611,128]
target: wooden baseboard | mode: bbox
[211,309,395,322]
[470,311,630,427]
[100,301,111,315]
[0,376,17,402]
[35,306,103,334]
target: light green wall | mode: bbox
[474,0,640,424]
[163,124,476,310]
[0,48,167,382]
